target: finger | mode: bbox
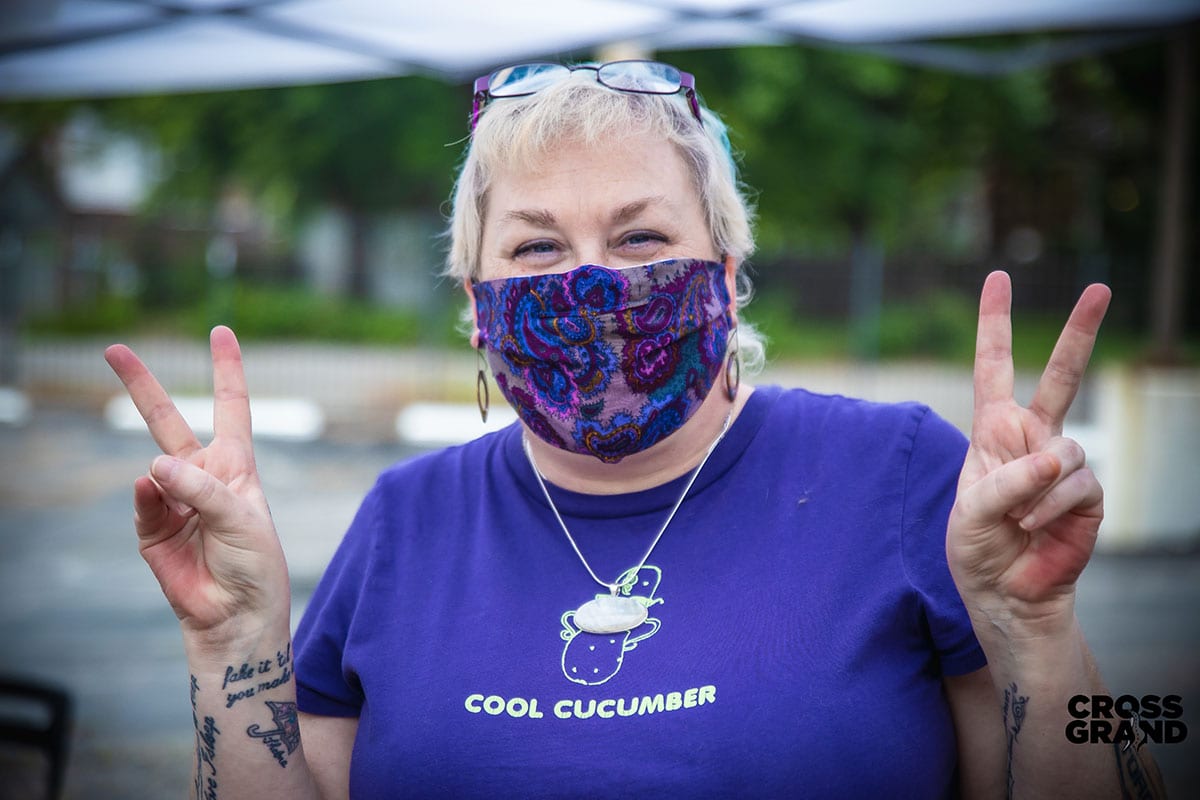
[973,271,1014,413]
[1006,436,1088,521]
[1029,283,1111,432]
[957,450,1062,525]
[133,473,194,538]
[105,344,204,458]
[133,474,167,538]
[210,326,253,444]
[150,455,243,530]
[136,469,196,523]
[1018,467,1103,532]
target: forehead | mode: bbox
[484,133,699,221]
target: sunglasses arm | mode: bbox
[470,89,489,132]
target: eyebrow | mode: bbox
[503,208,558,228]
[611,196,670,226]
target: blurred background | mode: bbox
[0,1,1197,797]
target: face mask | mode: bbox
[473,257,733,463]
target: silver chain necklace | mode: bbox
[522,411,733,634]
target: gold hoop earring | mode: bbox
[724,326,741,401]
[476,348,490,423]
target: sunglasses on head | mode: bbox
[470,60,702,132]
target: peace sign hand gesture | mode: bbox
[106,327,290,651]
[947,272,1111,633]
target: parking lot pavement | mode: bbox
[1,407,1197,798]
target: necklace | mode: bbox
[522,411,733,634]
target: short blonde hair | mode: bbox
[447,70,766,371]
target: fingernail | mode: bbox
[1020,513,1038,531]
[151,455,178,482]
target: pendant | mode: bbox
[574,594,648,634]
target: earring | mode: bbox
[476,347,490,423]
[724,326,741,401]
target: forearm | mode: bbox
[185,629,322,800]
[966,599,1166,800]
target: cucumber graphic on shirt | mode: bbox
[560,566,663,686]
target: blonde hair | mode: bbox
[446,70,766,371]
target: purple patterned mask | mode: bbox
[473,258,733,463]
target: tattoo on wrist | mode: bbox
[220,643,293,709]
[191,674,220,800]
[246,701,301,768]
[1002,682,1029,800]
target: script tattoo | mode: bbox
[221,644,293,709]
[191,675,219,800]
[246,701,301,768]
[1002,682,1028,800]
[1113,739,1167,800]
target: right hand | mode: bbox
[105,326,290,646]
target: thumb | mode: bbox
[958,451,1062,527]
[150,456,244,529]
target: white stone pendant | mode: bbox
[574,594,648,634]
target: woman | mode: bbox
[105,61,1162,798]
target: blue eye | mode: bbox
[622,231,666,246]
[514,240,558,257]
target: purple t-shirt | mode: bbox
[294,385,985,798]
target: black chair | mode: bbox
[0,676,72,800]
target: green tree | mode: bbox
[678,47,1050,253]
[103,76,467,298]
[679,47,1042,353]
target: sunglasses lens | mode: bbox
[471,61,700,133]
[488,64,569,97]
[597,61,681,94]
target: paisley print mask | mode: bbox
[473,258,733,462]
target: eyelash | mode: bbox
[513,240,558,258]
[510,231,669,261]
[622,231,667,247]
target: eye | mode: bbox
[512,239,562,262]
[617,231,668,250]
[614,231,672,256]
[514,240,556,256]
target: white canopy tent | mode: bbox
[1,0,1197,99]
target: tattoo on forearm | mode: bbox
[1002,682,1028,800]
[1113,735,1167,800]
[191,674,220,800]
[221,643,293,709]
[246,700,301,768]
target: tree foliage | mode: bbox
[97,76,466,222]
[2,38,1191,346]
[678,46,1058,255]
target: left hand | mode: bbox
[947,271,1111,627]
